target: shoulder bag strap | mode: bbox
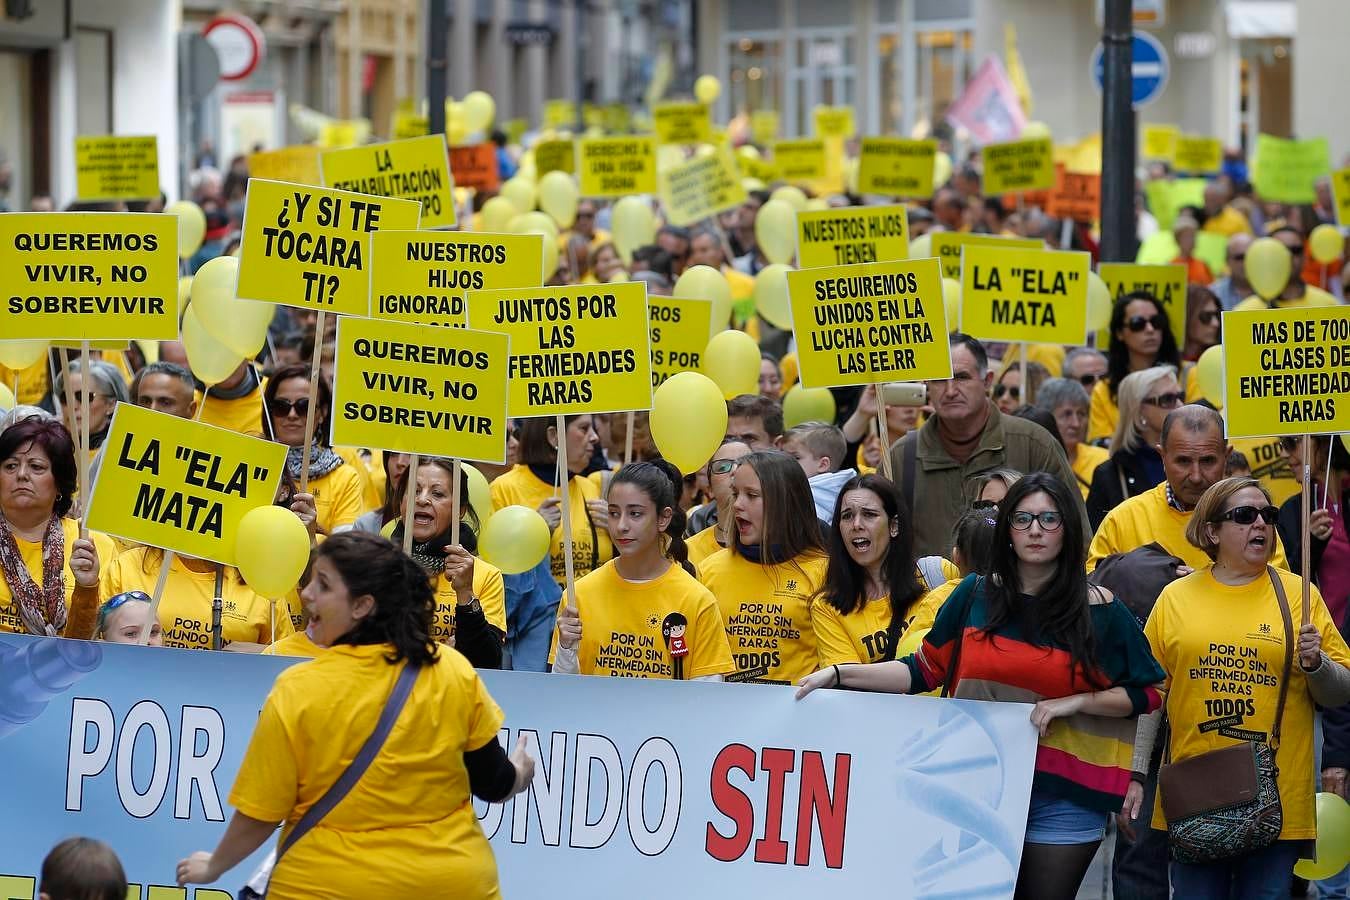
[275,662,421,862]
[1266,566,1296,748]
[941,576,981,698]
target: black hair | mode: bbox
[630,245,674,279]
[394,457,481,553]
[984,472,1105,687]
[948,331,989,373]
[39,837,126,900]
[1011,404,1065,451]
[516,414,589,470]
[610,460,694,575]
[726,393,785,438]
[0,418,78,517]
[662,611,687,637]
[821,474,923,661]
[952,506,997,575]
[1107,291,1181,400]
[318,532,439,666]
[129,360,195,404]
[262,362,333,445]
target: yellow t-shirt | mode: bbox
[264,630,323,659]
[1202,205,1253,238]
[1230,436,1300,507]
[0,354,50,407]
[431,558,508,644]
[0,518,115,637]
[100,547,294,650]
[1088,481,1288,572]
[810,580,953,666]
[229,644,505,899]
[1087,378,1119,445]
[197,379,267,437]
[1145,567,1350,838]
[489,465,613,587]
[686,524,725,572]
[309,463,367,534]
[335,446,386,512]
[549,559,734,679]
[1071,443,1109,500]
[697,548,828,684]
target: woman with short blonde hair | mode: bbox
[1085,365,1180,530]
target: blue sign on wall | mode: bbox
[1091,31,1169,108]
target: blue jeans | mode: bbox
[1316,712,1350,898]
[503,556,561,672]
[1169,840,1303,899]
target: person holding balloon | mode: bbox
[1087,292,1182,445]
[551,461,734,680]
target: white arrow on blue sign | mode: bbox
[1090,31,1169,108]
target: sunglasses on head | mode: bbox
[1213,505,1278,526]
[1126,314,1168,333]
[993,383,1020,400]
[1141,391,1185,409]
[268,397,311,418]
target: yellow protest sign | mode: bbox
[318,120,367,149]
[1253,134,1330,204]
[786,258,949,389]
[856,138,936,197]
[534,139,576,176]
[652,102,712,146]
[237,179,421,315]
[603,103,631,134]
[983,137,1055,195]
[814,106,856,140]
[393,111,429,140]
[544,100,577,129]
[1331,168,1350,227]
[248,146,321,186]
[772,139,828,183]
[320,134,455,229]
[369,230,544,327]
[1141,124,1179,162]
[1098,262,1188,345]
[649,295,714,388]
[797,204,909,269]
[751,110,780,145]
[1174,135,1222,174]
[659,150,747,227]
[74,136,159,201]
[1222,306,1350,438]
[960,246,1090,345]
[577,137,658,197]
[504,118,528,145]
[331,316,509,462]
[85,405,285,565]
[466,282,653,416]
[930,232,1040,281]
[736,155,777,183]
[0,213,179,340]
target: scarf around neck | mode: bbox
[285,445,344,482]
[0,513,68,636]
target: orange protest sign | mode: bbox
[1045,164,1101,222]
[449,143,501,193]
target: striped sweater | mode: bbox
[903,574,1165,813]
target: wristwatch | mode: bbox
[457,596,483,616]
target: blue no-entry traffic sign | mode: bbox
[1091,31,1169,108]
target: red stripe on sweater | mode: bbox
[1036,744,1130,795]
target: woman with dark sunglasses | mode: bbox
[1085,366,1180,530]
[798,473,1164,900]
[1136,477,1350,896]
[261,364,366,536]
[1088,291,1181,444]
[1181,284,1222,366]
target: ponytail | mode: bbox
[610,460,695,576]
[317,532,439,666]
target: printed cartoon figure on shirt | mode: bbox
[662,611,689,678]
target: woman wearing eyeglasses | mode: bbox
[55,359,128,467]
[94,591,163,646]
[1136,477,1350,896]
[1087,291,1182,444]
[1180,284,1222,401]
[798,472,1164,900]
[686,440,752,571]
[1085,366,1181,530]
[262,364,366,536]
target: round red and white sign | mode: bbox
[203,13,265,82]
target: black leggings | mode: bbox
[1014,839,1103,900]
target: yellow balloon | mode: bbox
[649,371,729,474]
[933,151,953,188]
[0,383,14,412]
[895,626,930,659]
[695,143,717,159]
[464,463,494,534]
[612,196,656,264]
[509,213,560,281]
[0,340,48,371]
[481,195,518,232]
[1246,237,1292,300]
[908,232,932,260]
[478,505,552,574]
[673,265,733,329]
[234,505,312,598]
[941,278,962,332]
[1192,345,1223,402]
[657,144,686,173]
[702,329,761,400]
[694,75,722,105]
[178,276,194,314]
[190,256,273,358]
[1021,121,1051,139]
[804,197,829,212]
[500,176,537,213]
[770,186,808,213]
[537,171,579,230]
[460,90,496,134]
[782,386,836,429]
[754,199,797,265]
[1310,223,1345,265]
[736,144,761,161]
[1234,295,1268,311]
[181,304,243,386]
[742,177,766,193]
[1086,271,1112,332]
[1294,792,1350,880]
[447,120,470,147]
[166,200,206,260]
[753,264,794,330]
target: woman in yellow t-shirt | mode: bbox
[100,547,294,651]
[698,450,828,684]
[553,461,734,680]
[176,532,535,899]
[389,457,506,668]
[489,415,613,589]
[1034,378,1108,501]
[1088,292,1182,444]
[1139,477,1350,893]
[686,440,752,571]
[0,418,111,638]
[262,364,366,535]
